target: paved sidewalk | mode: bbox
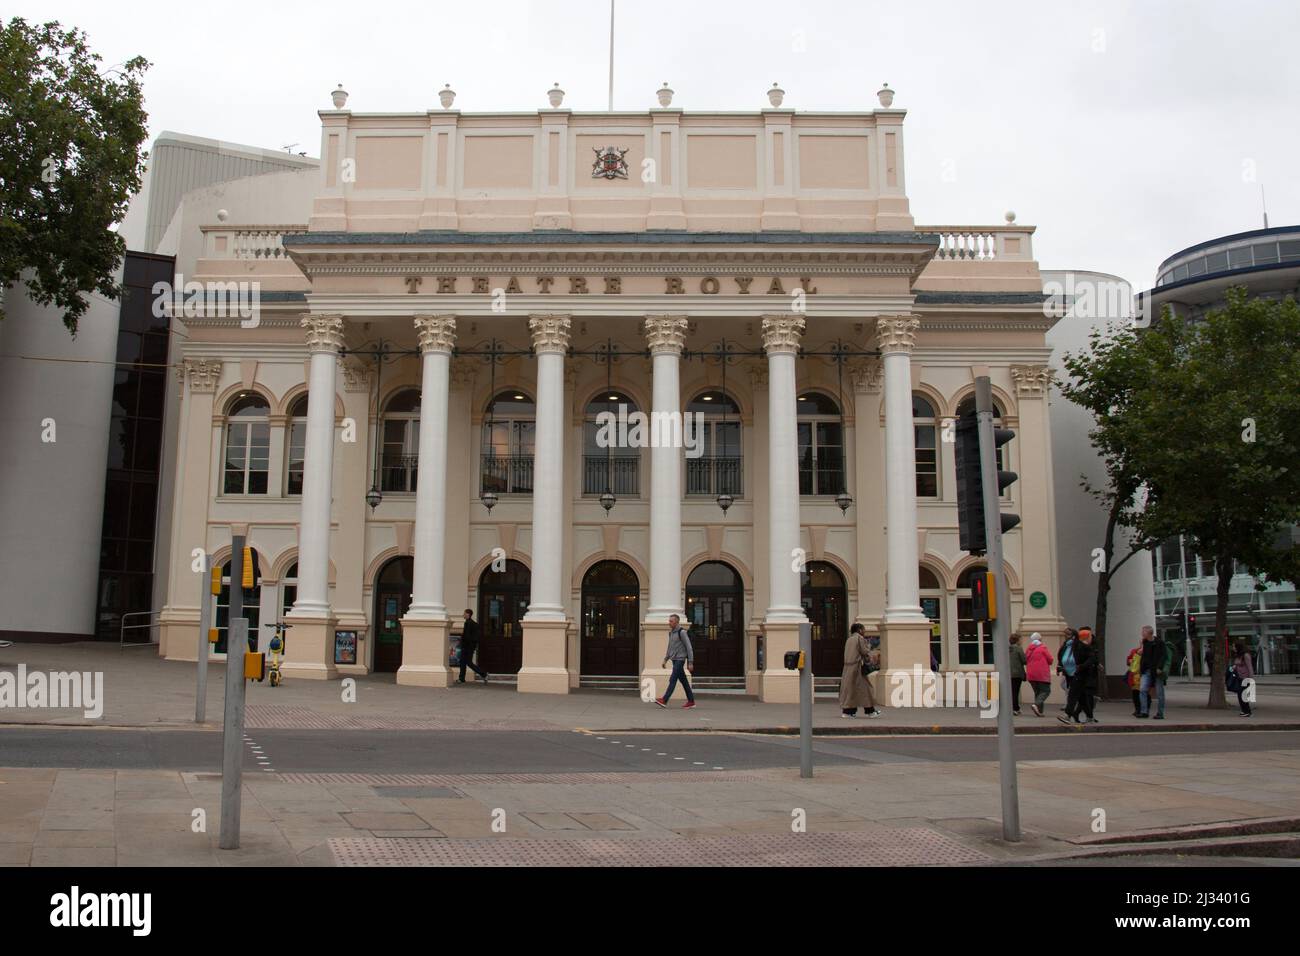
[4,742,1299,866]
[3,641,1297,733]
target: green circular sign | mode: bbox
[1029,591,1048,610]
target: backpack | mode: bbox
[1061,640,1077,677]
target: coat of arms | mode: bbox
[591,146,629,180]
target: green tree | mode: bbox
[1060,322,1154,678]
[0,18,149,333]
[1121,289,1300,707]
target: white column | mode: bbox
[762,314,807,622]
[644,314,688,621]
[407,315,456,619]
[523,314,570,622]
[292,314,343,615]
[880,314,928,623]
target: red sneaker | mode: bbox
[682,701,697,709]
[654,697,668,708]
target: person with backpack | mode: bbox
[1024,632,1054,716]
[1137,625,1169,719]
[1059,626,1098,724]
[1057,628,1078,710]
[654,614,696,709]
[1229,641,1255,717]
[1008,633,1027,716]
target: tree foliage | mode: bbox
[0,18,149,333]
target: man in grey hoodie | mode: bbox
[655,614,696,709]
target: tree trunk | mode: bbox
[1091,498,1122,698]
[1207,552,1231,709]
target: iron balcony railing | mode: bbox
[583,455,640,496]
[686,456,743,497]
[481,454,535,495]
[798,452,845,497]
[381,453,418,493]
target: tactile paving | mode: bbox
[328,828,991,867]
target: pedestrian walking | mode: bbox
[1059,627,1098,724]
[1056,627,1078,710]
[1009,633,1027,715]
[456,609,489,683]
[840,623,881,718]
[1024,632,1054,716]
[1125,636,1144,717]
[654,614,696,709]
[1229,640,1255,717]
[1137,625,1168,719]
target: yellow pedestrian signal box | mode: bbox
[783,650,804,670]
[208,627,220,644]
[210,565,221,595]
[241,547,255,589]
[244,651,266,682]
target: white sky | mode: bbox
[17,0,1300,289]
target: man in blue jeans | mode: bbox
[654,614,696,709]
[1137,625,1168,719]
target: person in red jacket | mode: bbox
[1125,637,1144,717]
[1023,632,1055,717]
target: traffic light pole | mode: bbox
[976,377,1021,842]
[220,534,247,850]
[799,621,813,779]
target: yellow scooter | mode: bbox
[264,622,291,687]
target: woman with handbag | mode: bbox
[1230,641,1255,716]
[840,622,881,718]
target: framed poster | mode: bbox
[334,630,358,665]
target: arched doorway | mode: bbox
[685,561,744,676]
[801,561,848,676]
[581,560,639,676]
[373,556,413,673]
[477,560,530,674]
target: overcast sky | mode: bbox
[17,0,1300,288]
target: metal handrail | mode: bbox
[120,610,163,649]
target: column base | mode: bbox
[878,619,934,708]
[518,619,570,695]
[639,619,673,697]
[396,616,452,687]
[758,620,803,703]
[279,613,340,680]
[158,608,201,662]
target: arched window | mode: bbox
[920,566,944,670]
[380,389,421,493]
[797,392,843,496]
[284,396,309,496]
[685,390,742,497]
[280,561,298,620]
[957,564,994,666]
[215,550,261,655]
[956,395,1010,476]
[482,391,535,495]
[223,393,270,495]
[584,391,640,496]
[912,395,938,498]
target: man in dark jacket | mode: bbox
[457,609,489,684]
[1059,627,1098,724]
[1137,625,1168,719]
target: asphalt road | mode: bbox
[1,727,1297,774]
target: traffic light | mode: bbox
[954,410,1020,555]
[971,571,998,622]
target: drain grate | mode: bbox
[329,828,990,867]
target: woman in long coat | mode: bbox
[840,622,881,718]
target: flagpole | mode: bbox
[608,0,615,111]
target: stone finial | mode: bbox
[1005,210,1017,224]
[657,83,674,107]
[547,83,565,108]
[439,84,456,109]
[301,314,345,353]
[877,83,894,108]
[644,314,689,354]
[875,314,919,353]
[414,314,457,354]
[768,83,785,108]
[529,313,572,353]
[331,84,349,109]
[760,314,806,354]
[216,209,229,222]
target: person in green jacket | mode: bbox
[1009,633,1028,716]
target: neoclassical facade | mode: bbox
[156,90,1068,702]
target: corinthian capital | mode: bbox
[1011,363,1054,397]
[414,314,457,354]
[302,313,345,353]
[178,358,222,393]
[529,313,571,354]
[760,313,805,355]
[849,358,883,393]
[875,314,919,354]
[643,314,688,355]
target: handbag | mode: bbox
[1226,665,1241,692]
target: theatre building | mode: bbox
[155,85,1068,702]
